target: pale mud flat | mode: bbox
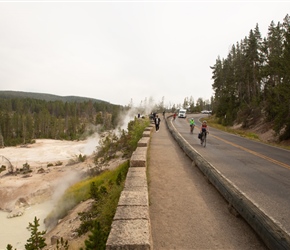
[0,137,100,249]
[0,137,99,167]
[0,201,54,250]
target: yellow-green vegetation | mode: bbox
[205,116,260,139]
[205,115,290,150]
[44,161,129,231]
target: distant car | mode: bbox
[201,110,212,114]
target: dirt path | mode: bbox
[148,118,267,250]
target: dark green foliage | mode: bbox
[79,154,87,162]
[90,182,98,200]
[84,221,106,250]
[25,217,47,250]
[56,237,69,250]
[116,172,122,185]
[77,160,129,247]
[211,14,290,140]
[95,118,149,164]
[6,244,16,250]
[0,165,6,173]
[0,92,124,146]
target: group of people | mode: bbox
[151,112,209,140]
[189,118,208,132]
[189,118,209,143]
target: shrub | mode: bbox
[55,161,63,166]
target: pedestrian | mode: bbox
[155,114,161,132]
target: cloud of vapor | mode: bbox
[50,170,81,204]
[116,96,158,133]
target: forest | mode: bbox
[0,92,124,146]
[211,14,290,141]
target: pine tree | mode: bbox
[84,221,106,250]
[25,216,47,250]
[6,244,16,250]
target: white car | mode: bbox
[201,110,212,114]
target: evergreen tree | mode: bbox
[211,14,290,137]
[83,221,106,250]
[6,244,16,250]
[25,216,47,250]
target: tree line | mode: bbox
[211,14,290,141]
[0,97,123,146]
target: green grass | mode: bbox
[44,161,129,231]
[206,116,259,139]
[206,116,290,150]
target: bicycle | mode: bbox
[200,130,208,147]
[190,124,195,134]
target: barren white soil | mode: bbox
[0,137,117,249]
[0,138,100,210]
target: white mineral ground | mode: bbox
[0,136,101,249]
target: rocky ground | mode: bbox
[0,138,124,249]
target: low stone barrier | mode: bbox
[130,147,147,167]
[137,137,150,147]
[142,131,151,137]
[106,125,154,250]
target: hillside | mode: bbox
[0,90,114,105]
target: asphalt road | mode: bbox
[171,114,290,236]
[148,117,268,250]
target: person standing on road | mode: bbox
[155,115,161,132]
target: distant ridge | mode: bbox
[0,90,113,104]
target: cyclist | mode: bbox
[199,120,209,143]
[173,113,177,120]
[189,118,195,133]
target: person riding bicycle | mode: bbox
[200,120,208,134]
[199,120,209,142]
[173,113,177,120]
[189,118,195,133]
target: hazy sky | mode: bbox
[0,1,289,107]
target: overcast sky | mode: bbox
[0,1,289,107]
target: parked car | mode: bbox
[201,110,212,114]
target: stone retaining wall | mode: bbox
[106,125,154,250]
